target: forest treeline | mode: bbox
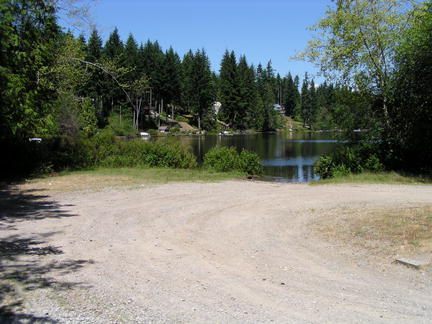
[1,0,431,178]
[0,0,367,140]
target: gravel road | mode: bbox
[1,181,432,323]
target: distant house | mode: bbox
[273,104,285,114]
[158,126,170,133]
[212,101,222,115]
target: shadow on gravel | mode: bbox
[0,186,93,323]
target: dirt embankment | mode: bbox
[1,181,432,323]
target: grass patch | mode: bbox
[315,172,432,185]
[315,205,432,256]
[18,167,244,193]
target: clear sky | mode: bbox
[65,0,332,80]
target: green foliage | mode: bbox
[1,133,198,179]
[315,144,384,179]
[95,137,197,169]
[175,115,189,123]
[204,146,241,172]
[0,0,59,138]
[107,112,136,136]
[204,146,262,175]
[79,98,98,137]
[181,49,215,130]
[239,150,264,176]
[386,2,432,173]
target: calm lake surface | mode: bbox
[162,132,344,182]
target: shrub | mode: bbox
[315,144,384,179]
[240,150,263,175]
[94,136,197,169]
[204,146,241,172]
[1,132,199,180]
[204,146,263,175]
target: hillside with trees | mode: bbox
[1,0,431,179]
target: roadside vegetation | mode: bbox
[1,1,431,183]
[304,1,432,181]
[16,168,244,193]
[2,131,262,182]
[315,172,432,185]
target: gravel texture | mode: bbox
[1,181,432,323]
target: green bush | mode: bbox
[95,137,197,169]
[315,144,384,179]
[203,146,263,175]
[204,146,241,172]
[1,133,199,180]
[240,150,263,175]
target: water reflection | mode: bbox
[158,132,343,182]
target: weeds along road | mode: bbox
[1,180,432,323]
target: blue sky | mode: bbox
[65,0,332,80]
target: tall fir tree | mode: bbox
[219,50,240,127]
[104,27,124,59]
[237,56,257,129]
[160,47,182,109]
[282,73,299,117]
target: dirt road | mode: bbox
[1,181,432,323]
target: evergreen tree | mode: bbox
[237,56,257,129]
[309,79,317,125]
[182,49,214,129]
[102,28,126,118]
[283,73,299,117]
[139,40,164,101]
[300,73,311,126]
[180,50,194,114]
[193,49,215,129]
[86,28,103,62]
[104,27,124,59]
[83,28,106,126]
[124,34,139,69]
[219,50,240,127]
[160,47,182,109]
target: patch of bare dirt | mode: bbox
[312,205,432,258]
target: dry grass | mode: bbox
[314,205,432,257]
[15,168,243,194]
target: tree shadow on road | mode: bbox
[0,186,93,323]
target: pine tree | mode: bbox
[300,73,310,126]
[86,28,103,62]
[283,73,299,117]
[219,50,240,127]
[139,40,164,101]
[181,50,195,114]
[124,34,139,69]
[83,28,105,126]
[309,79,317,126]
[160,47,182,110]
[102,28,126,119]
[192,49,214,130]
[104,27,124,59]
[237,56,257,129]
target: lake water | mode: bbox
[161,132,344,182]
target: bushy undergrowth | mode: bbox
[95,134,197,169]
[203,146,263,175]
[314,144,383,179]
[1,133,197,179]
